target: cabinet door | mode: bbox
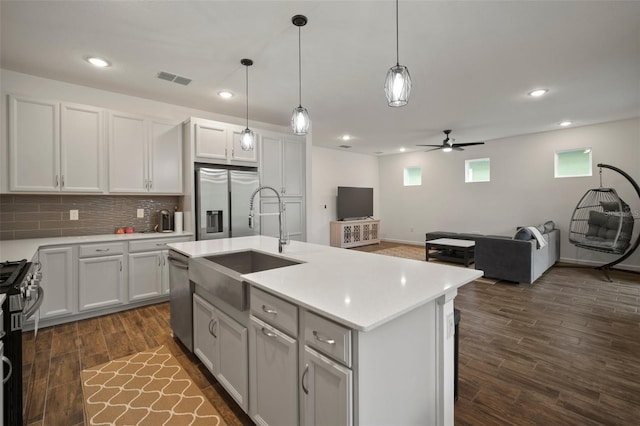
[193,294,217,373]
[149,120,183,193]
[230,126,258,163]
[9,95,60,192]
[282,138,305,197]
[216,308,249,411]
[302,347,353,426]
[108,112,147,192]
[194,121,228,161]
[249,316,298,426]
[128,251,163,301]
[259,134,283,192]
[78,255,125,311]
[260,198,304,241]
[60,103,104,193]
[38,246,75,318]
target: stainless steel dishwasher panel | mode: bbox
[168,250,193,352]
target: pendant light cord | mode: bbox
[245,64,249,128]
[298,26,302,107]
[395,0,399,66]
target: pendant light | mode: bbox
[291,15,310,135]
[384,0,412,107]
[240,58,255,151]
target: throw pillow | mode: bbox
[514,227,533,241]
[543,221,555,233]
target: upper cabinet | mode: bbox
[260,132,305,197]
[187,118,258,165]
[108,111,183,194]
[9,95,105,193]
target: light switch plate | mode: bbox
[69,210,79,221]
[137,208,144,218]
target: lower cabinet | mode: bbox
[248,316,298,426]
[128,251,163,301]
[38,246,75,319]
[78,254,125,311]
[193,293,248,411]
[302,347,353,426]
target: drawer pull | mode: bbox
[209,319,218,338]
[156,243,165,246]
[313,330,336,345]
[262,305,278,315]
[301,363,309,394]
[95,248,110,252]
[261,327,277,338]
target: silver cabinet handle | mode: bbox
[55,175,59,187]
[61,175,65,187]
[262,305,277,315]
[158,255,162,267]
[2,355,12,384]
[261,327,277,338]
[301,363,309,394]
[95,248,110,252]
[149,180,152,189]
[313,330,336,345]
[156,243,165,246]
[119,261,123,271]
[210,319,218,338]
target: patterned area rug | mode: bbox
[81,346,226,426]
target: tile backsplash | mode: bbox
[0,194,181,240]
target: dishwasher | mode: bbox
[168,250,193,352]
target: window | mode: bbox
[403,167,422,186]
[555,148,592,178]
[465,158,490,183]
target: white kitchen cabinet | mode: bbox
[38,246,75,318]
[109,112,182,194]
[188,118,259,165]
[78,254,125,311]
[260,198,305,242]
[128,251,163,301]
[302,347,353,426]
[259,132,305,197]
[249,316,298,426]
[9,95,104,193]
[193,294,249,411]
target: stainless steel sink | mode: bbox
[188,251,301,311]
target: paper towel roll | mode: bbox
[174,212,183,233]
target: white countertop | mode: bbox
[168,236,483,332]
[0,231,194,262]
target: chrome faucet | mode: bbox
[249,186,288,253]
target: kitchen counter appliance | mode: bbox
[168,250,192,351]
[1,259,43,426]
[195,166,260,240]
[159,209,173,232]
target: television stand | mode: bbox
[330,219,380,248]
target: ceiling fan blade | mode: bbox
[424,147,443,152]
[453,146,465,151]
[416,144,445,147]
[452,142,484,147]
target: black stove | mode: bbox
[0,259,29,288]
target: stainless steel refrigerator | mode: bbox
[195,166,260,240]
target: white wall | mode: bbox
[309,146,379,245]
[378,118,640,269]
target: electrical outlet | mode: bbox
[137,208,144,218]
[69,210,79,221]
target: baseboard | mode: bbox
[559,256,640,272]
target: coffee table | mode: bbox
[425,238,475,266]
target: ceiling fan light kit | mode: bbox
[291,14,310,135]
[385,0,412,107]
[240,58,255,151]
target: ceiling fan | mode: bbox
[417,130,485,152]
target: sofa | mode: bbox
[425,224,560,284]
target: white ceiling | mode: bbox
[1,1,639,155]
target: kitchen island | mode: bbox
[168,236,483,426]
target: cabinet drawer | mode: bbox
[129,236,190,252]
[250,287,297,337]
[79,242,125,258]
[304,310,352,367]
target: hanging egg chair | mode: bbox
[568,163,640,277]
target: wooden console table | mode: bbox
[330,219,380,248]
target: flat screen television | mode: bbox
[337,186,374,220]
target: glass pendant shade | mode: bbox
[291,105,310,135]
[240,128,255,151]
[385,64,412,107]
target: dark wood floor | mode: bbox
[21,243,640,425]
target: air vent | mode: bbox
[339,145,352,149]
[374,151,384,155]
[157,71,192,86]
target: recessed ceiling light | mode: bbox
[560,121,572,127]
[399,147,406,152]
[218,91,233,99]
[341,134,351,141]
[528,89,548,97]
[86,57,111,68]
